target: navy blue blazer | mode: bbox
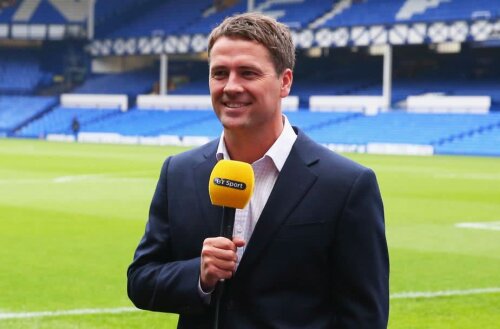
[128,128,389,329]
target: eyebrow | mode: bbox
[210,64,262,72]
[209,65,226,72]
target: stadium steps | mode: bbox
[435,123,500,156]
[146,111,216,136]
[81,109,217,137]
[72,70,157,97]
[301,112,363,132]
[11,98,58,135]
[0,96,57,135]
[433,118,500,146]
[15,107,122,137]
[309,0,352,29]
[85,109,124,127]
[161,115,220,138]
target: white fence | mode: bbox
[309,96,386,115]
[406,95,491,114]
[60,94,128,111]
[136,95,299,111]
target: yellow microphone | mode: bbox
[209,159,254,209]
[208,159,254,238]
[208,159,254,328]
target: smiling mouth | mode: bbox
[223,102,250,108]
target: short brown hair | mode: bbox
[207,12,295,74]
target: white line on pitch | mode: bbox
[390,287,500,299]
[0,307,139,320]
[2,287,500,320]
[455,222,500,231]
[53,176,151,183]
[433,173,500,180]
[0,176,152,185]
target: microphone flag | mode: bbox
[209,159,254,209]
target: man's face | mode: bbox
[209,36,292,136]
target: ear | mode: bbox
[279,68,293,98]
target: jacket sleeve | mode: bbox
[127,157,208,315]
[332,168,389,328]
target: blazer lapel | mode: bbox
[193,141,221,237]
[235,134,319,275]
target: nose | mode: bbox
[223,72,244,95]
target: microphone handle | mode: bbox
[220,207,236,239]
[213,206,236,329]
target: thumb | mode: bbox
[233,237,246,248]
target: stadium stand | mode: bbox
[320,0,498,28]
[0,0,88,24]
[27,1,68,24]
[398,0,498,22]
[182,0,246,35]
[15,105,499,156]
[100,0,350,37]
[435,117,500,156]
[104,0,212,38]
[2,0,499,38]
[16,106,121,138]
[99,0,499,37]
[94,0,499,36]
[1,1,499,156]
[305,112,500,145]
[100,0,332,37]
[0,1,21,23]
[286,110,362,131]
[257,0,335,29]
[291,49,382,105]
[169,80,209,95]
[94,0,160,31]
[165,59,210,94]
[72,69,157,96]
[0,95,56,134]
[81,109,217,137]
[0,48,45,93]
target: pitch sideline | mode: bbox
[1,287,500,320]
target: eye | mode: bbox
[241,70,258,78]
[211,70,227,80]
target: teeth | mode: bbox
[225,103,246,108]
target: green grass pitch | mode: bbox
[1,138,499,328]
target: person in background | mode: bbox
[71,116,80,142]
[128,12,389,329]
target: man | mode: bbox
[128,12,389,329]
[71,116,80,142]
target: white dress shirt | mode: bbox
[216,115,297,266]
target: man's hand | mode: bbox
[200,237,245,292]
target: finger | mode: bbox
[200,258,236,289]
[200,266,234,290]
[203,261,236,278]
[204,237,237,252]
[207,256,237,271]
[201,240,238,271]
[202,244,238,262]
